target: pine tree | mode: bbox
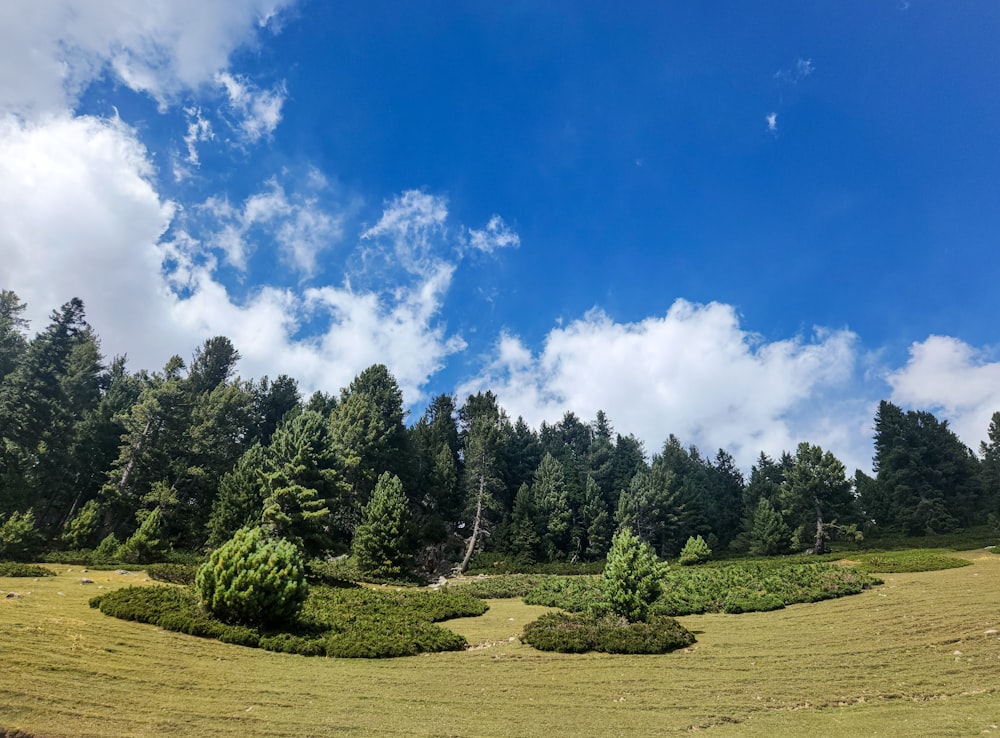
[748,498,791,556]
[602,527,667,623]
[353,472,411,579]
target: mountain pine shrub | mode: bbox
[196,526,308,627]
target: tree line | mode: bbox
[1,292,998,569]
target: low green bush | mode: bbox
[520,561,880,616]
[92,581,485,658]
[147,563,199,585]
[0,563,55,577]
[452,574,546,599]
[521,612,694,654]
[467,552,605,576]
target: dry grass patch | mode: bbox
[2,557,999,736]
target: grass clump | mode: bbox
[0,562,55,577]
[522,612,694,654]
[91,581,487,658]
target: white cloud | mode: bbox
[216,71,287,143]
[0,112,471,404]
[887,335,1000,451]
[766,112,778,133]
[0,0,294,116]
[467,214,521,254]
[193,176,345,274]
[0,114,183,361]
[362,190,451,278]
[459,300,869,472]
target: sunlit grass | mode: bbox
[2,550,999,736]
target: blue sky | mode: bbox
[2,1,999,473]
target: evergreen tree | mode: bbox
[507,483,541,565]
[780,442,857,554]
[873,400,982,534]
[353,472,411,579]
[457,391,510,572]
[748,498,792,556]
[602,527,667,623]
[328,364,407,528]
[533,452,572,561]
[206,442,268,546]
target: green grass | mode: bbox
[2,553,1000,736]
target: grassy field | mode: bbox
[2,552,999,737]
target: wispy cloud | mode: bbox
[216,71,287,143]
[766,112,778,133]
[467,214,521,254]
[775,58,815,86]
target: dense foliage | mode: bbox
[2,291,998,574]
[521,612,694,654]
[195,527,308,627]
[0,562,54,577]
[602,527,667,622]
[520,560,880,616]
[91,582,485,657]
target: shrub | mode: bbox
[117,508,168,564]
[0,562,54,577]
[94,533,121,562]
[147,563,200,585]
[521,612,694,654]
[0,510,43,562]
[602,528,668,622]
[196,526,309,628]
[678,535,712,566]
[93,580,479,658]
[59,499,103,550]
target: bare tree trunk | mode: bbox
[813,496,826,555]
[459,471,485,574]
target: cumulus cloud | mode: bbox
[0,114,183,361]
[467,215,521,254]
[0,118,471,402]
[0,0,294,116]
[887,336,1000,451]
[459,300,869,471]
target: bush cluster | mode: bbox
[521,612,695,654]
[456,574,547,599]
[0,562,55,577]
[519,560,880,616]
[196,527,308,627]
[146,563,200,585]
[91,580,486,658]
[467,552,604,576]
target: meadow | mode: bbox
[2,549,999,737]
